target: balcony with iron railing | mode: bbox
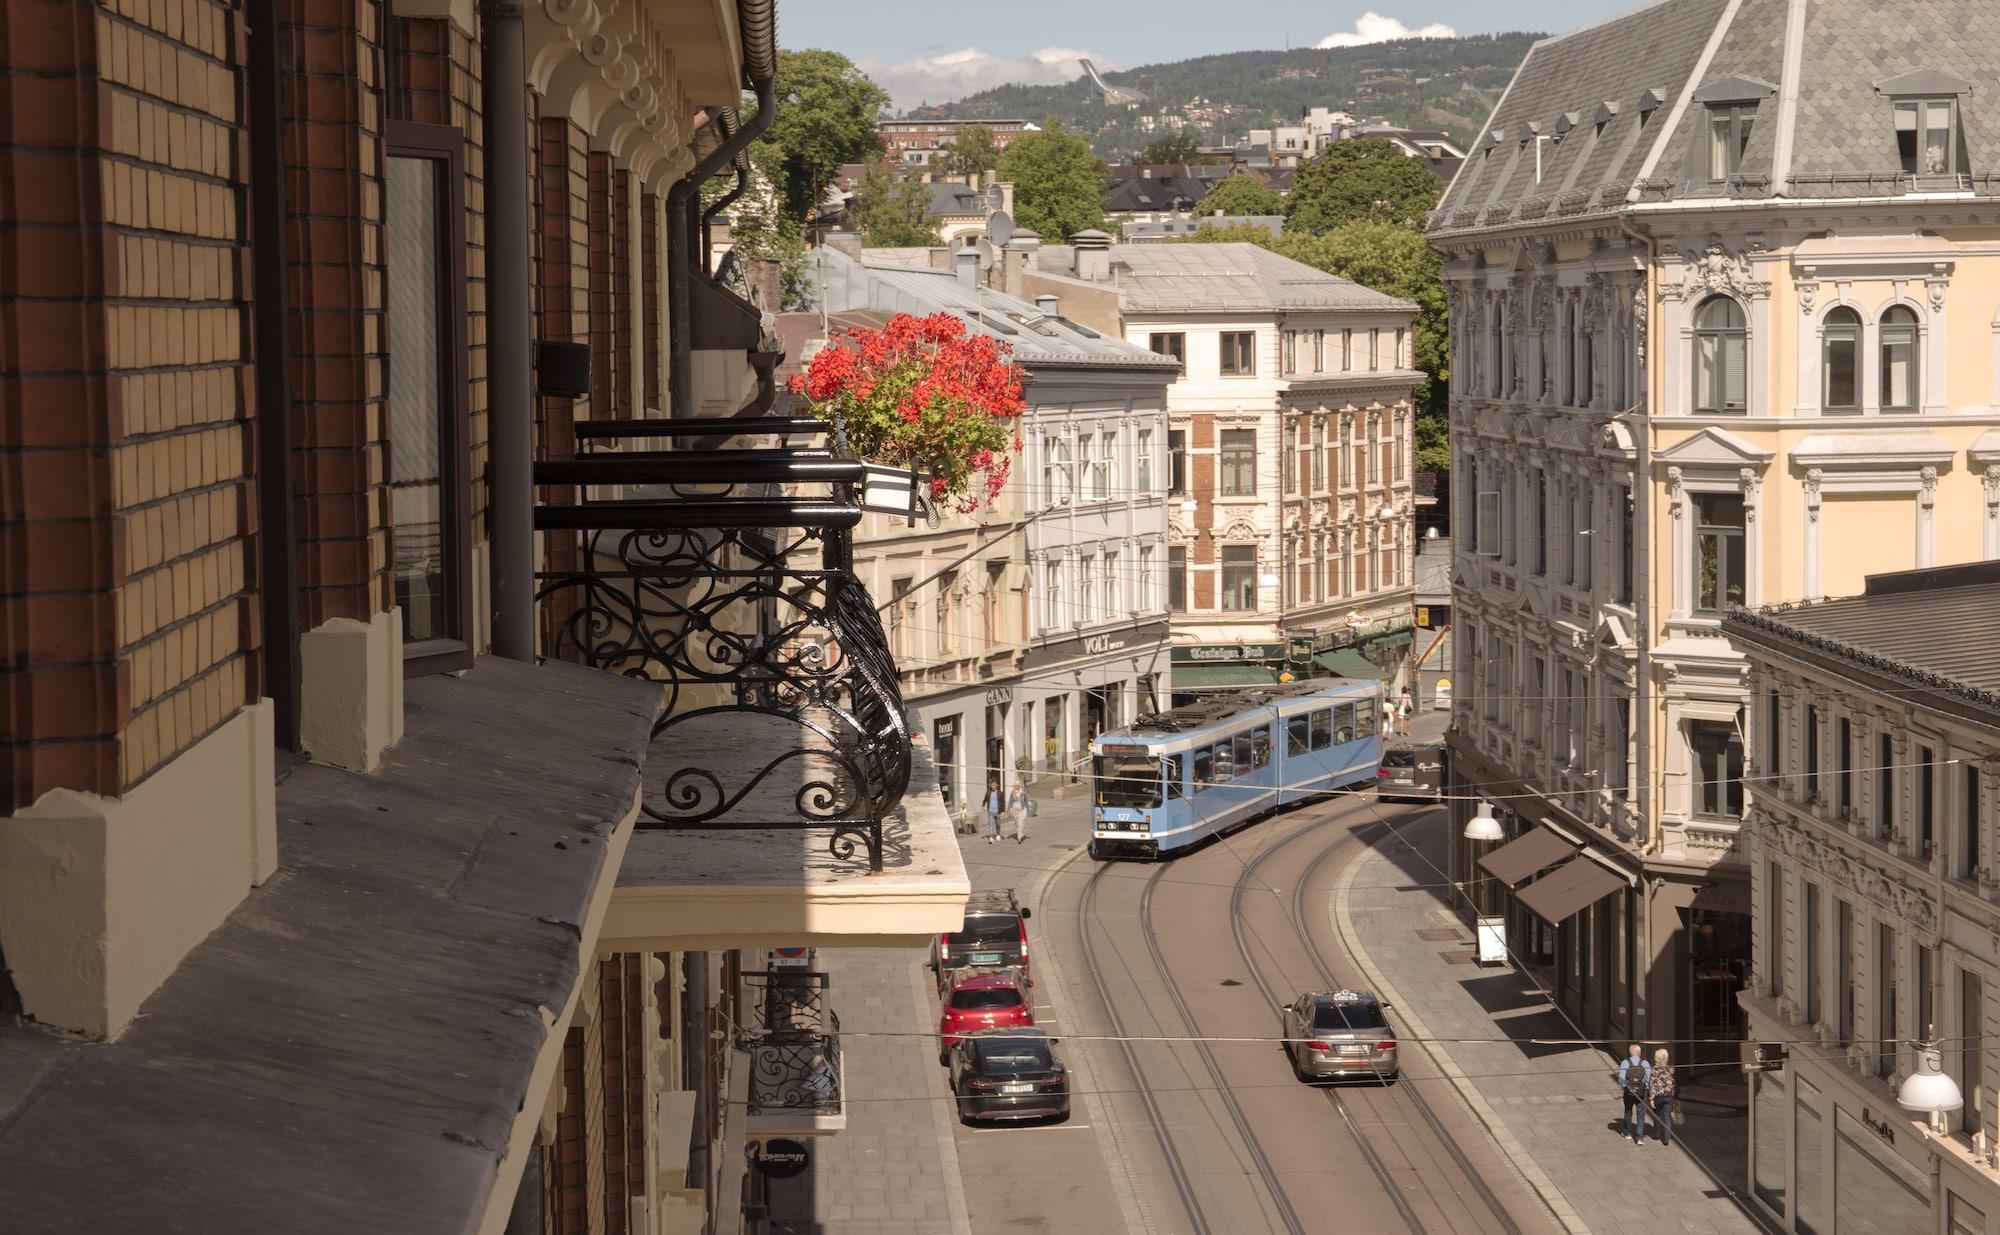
[738,970,845,1136]
[533,415,970,953]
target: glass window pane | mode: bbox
[1882,322,1918,409]
[1752,1070,1787,1214]
[387,155,449,645]
[1835,1109,1930,1235]
[1795,1084,1824,1235]
[1924,101,1954,175]
[1895,101,1920,172]
[1823,316,1858,409]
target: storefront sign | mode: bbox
[1023,619,1170,672]
[1170,642,1283,664]
[1858,1108,1897,1147]
[984,687,1014,706]
[753,1139,811,1179]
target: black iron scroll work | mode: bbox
[533,421,912,870]
[740,971,842,1120]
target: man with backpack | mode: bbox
[1617,1042,1653,1145]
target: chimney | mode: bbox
[1035,293,1060,314]
[825,230,862,260]
[954,249,980,289]
[1072,229,1111,281]
[1000,232,1041,299]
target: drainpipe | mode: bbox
[1620,214,1658,1038]
[482,0,534,660]
[667,0,778,419]
[701,112,751,275]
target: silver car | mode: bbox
[1280,990,1399,1082]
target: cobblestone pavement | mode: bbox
[1335,808,1770,1235]
[762,946,972,1234]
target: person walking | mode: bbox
[982,777,1004,844]
[1397,686,1414,722]
[1617,1042,1652,1145]
[1007,781,1033,844]
[1650,1048,1679,1146]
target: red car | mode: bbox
[937,970,1036,1064]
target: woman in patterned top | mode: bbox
[1650,1047,1679,1145]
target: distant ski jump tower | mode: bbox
[1079,58,1146,107]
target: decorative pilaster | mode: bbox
[1804,468,1824,599]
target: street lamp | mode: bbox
[1377,501,1397,521]
[1462,799,1503,842]
[1897,1029,1964,1133]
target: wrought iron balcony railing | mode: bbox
[740,971,844,1133]
[532,418,912,870]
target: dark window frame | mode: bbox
[1149,331,1187,373]
[1693,294,1748,414]
[1821,306,1861,412]
[1219,428,1257,497]
[385,120,474,676]
[1705,102,1757,179]
[1220,330,1256,377]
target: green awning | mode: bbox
[1363,631,1414,656]
[1172,664,1281,689]
[1314,649,1389,680]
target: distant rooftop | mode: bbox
[1120,215,1283,242]
[1030,241,1416,315]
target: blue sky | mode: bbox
[785,4,1639,109]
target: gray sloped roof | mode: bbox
[1433,0,2000,236]
[1103,176,1209,213]
[1094,243,1417,314]
[803,247,1183,372]
[1120,215,1283,242]
[926,181,988,218]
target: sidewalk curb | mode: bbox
[1330,840,1592,1235]
[910,961,975,1235]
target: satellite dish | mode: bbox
[987,209,1014,246]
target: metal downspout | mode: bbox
[1620,215,1659,1039]
[482,0,535,660]
[247,0,300,744]
[668,0,778,418]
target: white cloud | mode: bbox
[862,46,1119,110]
[1314,11,1457,49]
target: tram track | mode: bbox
[1220,804,1536,1235]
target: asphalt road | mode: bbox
[942,788,1564,1235]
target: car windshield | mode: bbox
[1314,1000,1387,1031]
[950,988,1023,1011]
[948,914,1019,950]
[976,1041,1054,1073]
[1094,755,1163,808]
[1384,749,1415,769]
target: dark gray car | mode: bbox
[949,1028,1070,1123]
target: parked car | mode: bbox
[938,969,1036,1063]
[1377,742,1444,802]
[931,889,1031,992]
[948,1027,1070,1124]
[1280,989,1399,1082]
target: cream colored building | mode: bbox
[1726,564,2000,1235]
[1431,0,2000,1071]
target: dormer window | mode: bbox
[1895,99,1958,175]
[1706,104,1757,179]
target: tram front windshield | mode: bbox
[1094,754,1164,808]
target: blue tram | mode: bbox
[1087,679,1385,860]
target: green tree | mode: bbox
[848,163,940,247]
[998,117,1108,243]
[753,49,889,225]
[939,125,1001,178]
[1283,139,1443,235]
[1193,174,1284,218]
[1139,130,1203,165]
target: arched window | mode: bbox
[1880,305,1920,410]
[1693,295,1747,413]
[1821,306,1861,412]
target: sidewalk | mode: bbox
[760,946,972,1234]
[1336,811,1768,1235]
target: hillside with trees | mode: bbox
[930,33,1540,157]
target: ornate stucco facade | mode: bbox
[1431,0,2000,1065]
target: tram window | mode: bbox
[1287,716,1310,756]
[1252,727,1272,769]
[1212,740,1235,783]
[1193,746,1213,788]
[1335,704,1356,744]
[1094,753,1165,809]
[1310,709,1333,750]
[1233,732,1254,771]
[1357,697,1379,734]
[1165,754,1184,798]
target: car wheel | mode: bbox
[939,1049,950,1067]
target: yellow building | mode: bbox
[1429,0,2000,1078]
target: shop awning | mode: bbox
[1173,664,1280,689]
[1313,649,1387,680]
[1517,857,1625,925]
[1476,826,1576,888]
[1362,630,1414,656]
